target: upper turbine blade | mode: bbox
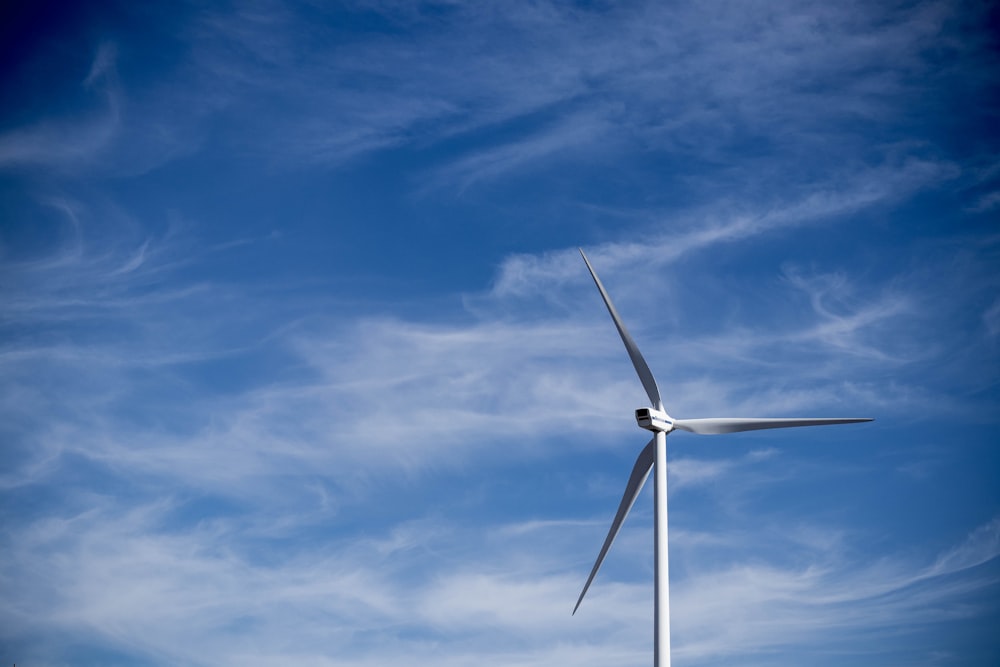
[573,437,655,615]
[580,249,663,410]
[672,417,873,435]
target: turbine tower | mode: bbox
[573,248,872,667]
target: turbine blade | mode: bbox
[672,417,873,435]
[573,437,655,615]
[579,249,663,410]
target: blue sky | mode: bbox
[1,0,999,665]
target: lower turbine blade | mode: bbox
[673,417,873,435]
[573,437,655,615]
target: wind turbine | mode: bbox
[573,248,872,667]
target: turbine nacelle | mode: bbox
[636,407,674,433]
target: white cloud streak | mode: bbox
[491,156,956,297]
[0,44,120,170]
[3,471,996,666]
[672,516,1000,663]
[4,1,982,182]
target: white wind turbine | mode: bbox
[573,249,872,667]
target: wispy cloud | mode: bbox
[671,516,1000,663]
[421,108,614,193]
[0,181,982,505]
[0,42,124,172]
[668,448,779,491]
[491,156,955,297]
[9,0,966,181]
[1,0,985,194]
[5,216,992,664]
[3,487,995,666]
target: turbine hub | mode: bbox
[636,407,674,433]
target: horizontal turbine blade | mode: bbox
[580,249,663,410]
[672,417,873,435]
[573,437,655,615]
